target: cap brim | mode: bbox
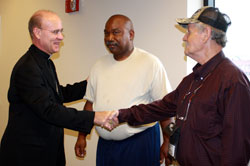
[176,18,200,27]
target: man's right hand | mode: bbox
[75,132,87,158]
[94,110,119,131]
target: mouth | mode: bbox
[106,42,118,50]
[53,41,61,47]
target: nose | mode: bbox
[105,33,114,42]
[57,32,64,40]
[183,33,187,41]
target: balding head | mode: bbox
[28,10,63,55]
[105,14,134,32]
[28,10,58,39]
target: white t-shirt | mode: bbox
[85,48,172,140]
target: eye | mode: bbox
[104,31,109,37]
[51,29,63,35]
[113,30,121,35]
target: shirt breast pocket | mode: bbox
[189,100,219,138]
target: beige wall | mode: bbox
[0,0,201,165]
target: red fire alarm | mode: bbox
[65,0,79,13]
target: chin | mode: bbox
[53,47,60,53]
[109,50,117,55]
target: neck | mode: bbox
[114,47,134,61]
[195,42,222,65]
[33,41,52,56]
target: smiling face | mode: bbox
[104,15,134,60]
[32,11,63,55]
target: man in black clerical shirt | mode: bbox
[0,10,113,166]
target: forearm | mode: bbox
[79,100,93,136]
[118,96,176,126]
[61,80,87,102]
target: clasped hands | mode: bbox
[94,110,119,131]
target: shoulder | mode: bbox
[217,58,249,87]
[219,58,244,78]
[13,49,34,72]
[88,54,112,76]
[134,47,163,65]
[10,49,43,84]
[93,54,111,66]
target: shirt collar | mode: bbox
[192,51,225,80]
[30,44,51,60]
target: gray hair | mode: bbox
[196,22,228,47]
[210,27,227,47]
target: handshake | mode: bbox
[94,110,120,131]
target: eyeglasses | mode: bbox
[177,73,211,121]
[40,28,64,35]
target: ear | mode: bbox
[202,25,212,43]
[129,29,135,41]
[33,27,42,39]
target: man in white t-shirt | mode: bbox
[75,14,173,166]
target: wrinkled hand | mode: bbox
[94,110,119,131]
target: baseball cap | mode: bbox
[176,6,231,32]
